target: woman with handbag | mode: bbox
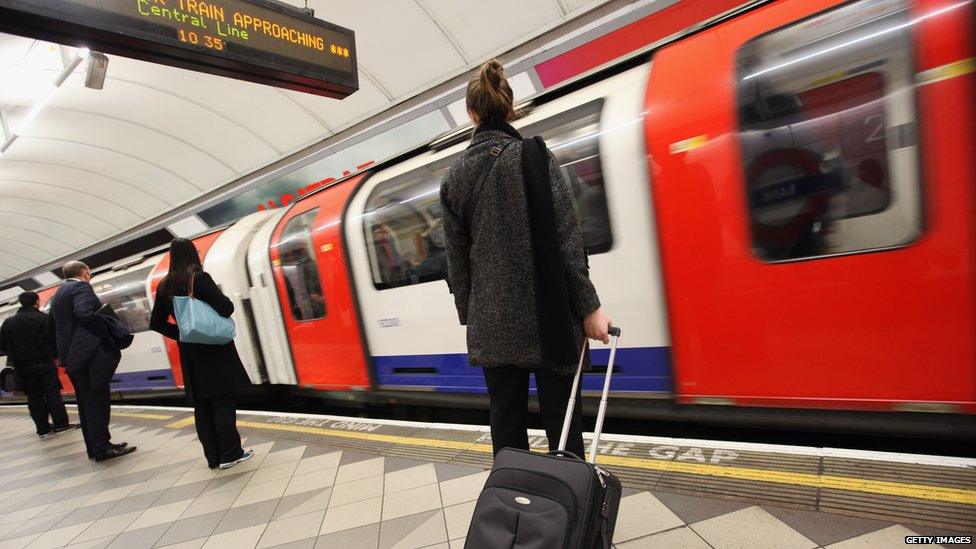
[150,238,253,470]
[440,59,613,458]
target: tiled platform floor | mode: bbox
[0,413,968,549]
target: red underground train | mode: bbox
[2,0,973,428]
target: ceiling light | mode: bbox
[0,47,90,156]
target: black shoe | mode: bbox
[94,445,137,462]
[53,423,81,433]
[110,442,128,450]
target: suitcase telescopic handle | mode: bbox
[556,326,621,464]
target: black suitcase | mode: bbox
[465,327,623,549]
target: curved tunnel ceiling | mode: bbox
[0,0,612,283]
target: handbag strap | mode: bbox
[461,140,513,233]
[188,271,198,298]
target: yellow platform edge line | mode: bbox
[69,410,174,420]
[1,408,173,421]
[165,416,197,429]
[179,418,976,506]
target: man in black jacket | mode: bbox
[0,291,79,438]
[50,261,135,462]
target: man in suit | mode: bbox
[0,291,79,438]
[49,260,135,462]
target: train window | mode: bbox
[91,267,153,333]
[735,0,921,262]
[363,154,456,290]
[363,99,612,290]
[278,209,327,321]
[524,99,612,254]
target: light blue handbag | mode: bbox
[173,273,236,345]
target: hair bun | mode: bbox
[466,58,515,124]
[481,59,505,89]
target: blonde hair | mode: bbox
[465,59,514,125]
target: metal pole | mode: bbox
[558,339,588,452]
[588,330,619,464]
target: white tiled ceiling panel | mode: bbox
[420,0,565,61]
[282,72,390,131]
[0,0,614,282]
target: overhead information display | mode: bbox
[0,0,358,98]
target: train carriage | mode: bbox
[2,0,971,422]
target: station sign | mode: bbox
[0,0,358,98]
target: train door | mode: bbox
[90,256,173,391]
[0,303,20,395]
[646,0,975,410]
[267,177,371,391]
[345,65,670,395]
[204,210,277,384]
[247,210,294,384]
[148,230,224,389]
[34,285,72,393]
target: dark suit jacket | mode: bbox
[50,279,121,388]
[150,271,250,402]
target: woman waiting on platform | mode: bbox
[150,238,253,470]
[440,59,612,458]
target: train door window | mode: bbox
[363,99,613,290]
[91,267,153,333]
[278,209,327,321]
[735,0,921,261]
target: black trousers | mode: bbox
[194,393,244,467]
[483,366,585,458]
[66,366,112,458]
[16,361,69,435]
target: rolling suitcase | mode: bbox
[465,327,623,549]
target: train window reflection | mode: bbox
[363,99,613,290]
[364,156,454,290]
[524,100,612,254]
[736,0,921,261]
[91,267,153,333]
[278,209,327,321]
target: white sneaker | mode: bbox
[218,449,254,470]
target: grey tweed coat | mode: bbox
[440,129,601,374]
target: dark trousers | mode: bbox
[66,367,112,458]
[194,393,244,467]
[483,366,585,458]
[16,362,69,435]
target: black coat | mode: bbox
[49,279,122,388]
[150,271,250,402]
[440,126,601,373]
[0,307,57,366]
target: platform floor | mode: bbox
[0,406,972,549]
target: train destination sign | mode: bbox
[0,0,358,98]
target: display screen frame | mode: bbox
[0,0,358,98]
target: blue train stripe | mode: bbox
[373,346,672,394]
[109,369,176,391]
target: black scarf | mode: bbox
[475,121,579,367]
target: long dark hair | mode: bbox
[158,238,202,298]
